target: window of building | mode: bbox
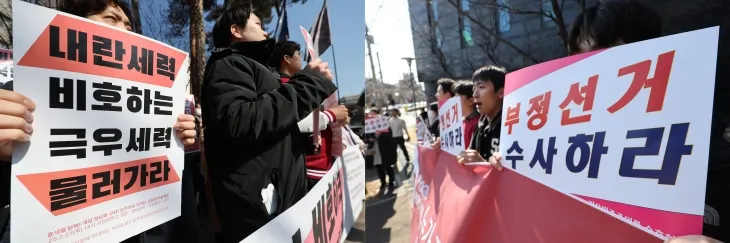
[497,0,510,33]
[542,0,556,26]
[459,0,474,48]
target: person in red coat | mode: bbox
[270,40,348,189]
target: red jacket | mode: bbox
[464,111,480,148]
[305,126,333,180]
[281,72,335,180]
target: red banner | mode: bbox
[410,145,660,243]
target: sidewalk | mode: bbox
[364,129,417,243]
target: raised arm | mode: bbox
[204,58,336,143]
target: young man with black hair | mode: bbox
[452,80,480,147]
[0,1,199,242]
[269,40,348,190]
[201,4,337,242]
[435,78,456,102]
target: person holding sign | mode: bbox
[452,80,481,146]
[201,4,337,243]
[454,66,507,169]
[269,40,349,190]
[0,1,200,243]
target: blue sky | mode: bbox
[270,0,365,98]
[140,0,365,98]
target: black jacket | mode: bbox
[468,110,502,160]
[200,39,336,242]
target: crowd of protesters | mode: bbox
[417,0,728,242]
[0,1,365,243]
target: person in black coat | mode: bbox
[376,128,398,189]
[201,4,337,243]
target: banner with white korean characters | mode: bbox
[364,116,388,134]
[0,48,12,83]
[438,97,464,156]
[499,27,718,239]
[11,1,189,242]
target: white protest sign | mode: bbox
[438,97,464,156]
[416,116,432,143]
[340,146,365,235]
[499,27,718,239]
[11,1,189,242]
[364,116,389,134]
[242,157,353,243]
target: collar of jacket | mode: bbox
[214,38,276,65]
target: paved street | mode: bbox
[364,126,417,243]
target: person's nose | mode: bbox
[263,32,269,38]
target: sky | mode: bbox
[269,0,366,98]
[365,0,419,84]
[139,0,365,98]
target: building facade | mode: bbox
[408,0,594,103]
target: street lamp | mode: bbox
[402,57,416,114]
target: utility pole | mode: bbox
[376,52,385,83]
[402,57,417,114]
[366,26,381,109]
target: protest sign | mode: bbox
[340,146,365,234]
[0,48,12,83]
[242,155,353,243]
[411,27,718,242]
[438,97,464,156]
[500,26,717,239]
[364,116,389,134]
[416,116,432,143]
[11,1,189,242]
[299,26,342,156]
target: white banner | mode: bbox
[438,97,464,156]
[500,27,718,238]
[242,146,364,243]
[365,116,388,134]
[11,1,189,242]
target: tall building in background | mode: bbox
[408,0,592,103]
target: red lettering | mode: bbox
[607,51,674,114]
[527,91,552,131]
[504,102,521,135]
[558,75,598,125]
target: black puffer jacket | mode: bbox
[200,39,336,242]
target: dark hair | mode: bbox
[567,0,661,54]
[471,66,506,91]
[59,0,134,31]
[269,40,301,68]
[212,3,253,48]
[436,78,456,96]
[429,102,438,112]
[453,80,474,98]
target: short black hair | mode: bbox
[269,40,301,68]
[429,102,438,112]
[212,3,253,48]
[567,0,661,54]
[436,78,456,97]
[471,66,506,91]
[59,0,134,31]
[453,80,474,98]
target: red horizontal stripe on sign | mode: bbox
[504,49,604,96]
[573,194,703,238]
[16,155,180,216]
[18,14,186,88]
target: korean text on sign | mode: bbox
[365,116,389,134]
[438,97,464,156]
[499,27,718,239]
[10,1,190,243]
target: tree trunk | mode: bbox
[130,0,143,35]
[189,0,206,102]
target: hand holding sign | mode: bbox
[306,58,333,81]
[0,89,35,161]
